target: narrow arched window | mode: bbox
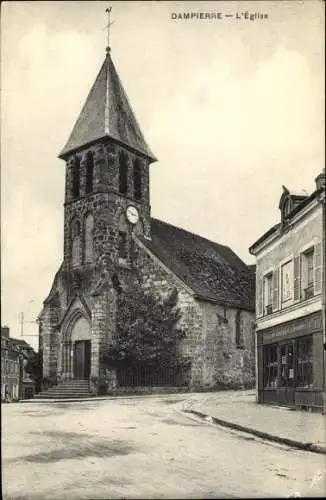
[72,157,80,199]
[71,219,81,267]
[85,151,94,194]
[85,214,94,264]
[133,159,142,201]
[235,310,244,348]
[118,213,128,261]
[119,152,128,194]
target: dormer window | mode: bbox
[283,199,292,218]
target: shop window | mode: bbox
[297,336,313,388]
[279,343,294,387]
[301,248,314,300]
[264,344,278,388]
[264,273,273,315]
[281,261,293,303]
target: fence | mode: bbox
[116,365,185,387]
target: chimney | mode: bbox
[1,326,10,338]
[315,172,325,190]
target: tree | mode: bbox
[24,351,43,393]
[101,286,190,381]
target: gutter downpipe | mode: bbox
[321,186,326,415]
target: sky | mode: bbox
[1,1,324,350]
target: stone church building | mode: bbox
[39,45,255,395]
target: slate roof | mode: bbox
[10,338,34,351]
[140,218,255,311]
[59,50,156,162]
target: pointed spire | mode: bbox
[59,43,156,162]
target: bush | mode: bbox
[101,286,190,381]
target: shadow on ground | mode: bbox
[162,417,201,427]
[7,431,135,464]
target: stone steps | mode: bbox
[33,379,93,400]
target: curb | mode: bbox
[183,409,326,456]
[17,393,184,404]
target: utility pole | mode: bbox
[19,312,38,338]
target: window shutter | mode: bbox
[257,278,263,317]
[314,242,322,293]
[272,268,279,311]
[293,255,301,301]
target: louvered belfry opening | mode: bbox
[85,152,94,194]
[119,151,128,194]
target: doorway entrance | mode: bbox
[74,340,91,379]
[278,341,295,405]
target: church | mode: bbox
[38,41,256,396]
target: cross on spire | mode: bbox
[104,7,115,53]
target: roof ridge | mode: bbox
[151,217,249,271]
[151,217,231,252]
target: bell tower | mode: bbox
[59,42,157,282]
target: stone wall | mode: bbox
[134,239,255,389]
[40,303,60,379]
[134,239,204,387]
[201,302,255,389]
[63,141,151,267]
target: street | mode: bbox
[2,394,325,499]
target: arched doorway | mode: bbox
[70,316,91,379]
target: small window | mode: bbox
[85,152,94,194]
[301,248,314,300]
[118,231,128,260]
[133,160,142,201]
[84,214,94,264]
[264,344,278,388]
[72,157,80,199]
[72,220,81,238]
[264,273,273,315]
[235,310,244,348]
[71,220,81,267]
[281,261,293,303]
[283,199,292,217]
[119,152,128,195]
[297,336,313,388]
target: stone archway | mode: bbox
[62,312,92,380]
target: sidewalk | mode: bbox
[181,391,326,455]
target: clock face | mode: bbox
[126,205,139,225]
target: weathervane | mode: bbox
[104,6,115,52]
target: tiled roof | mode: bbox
[59,51,156,162]
[140,218,255,311]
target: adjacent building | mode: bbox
[1,327,22,401]
[1,326,36,401]
[38,44,256,396]
[249,172,325,412]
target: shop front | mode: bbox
[257,311,324,412]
